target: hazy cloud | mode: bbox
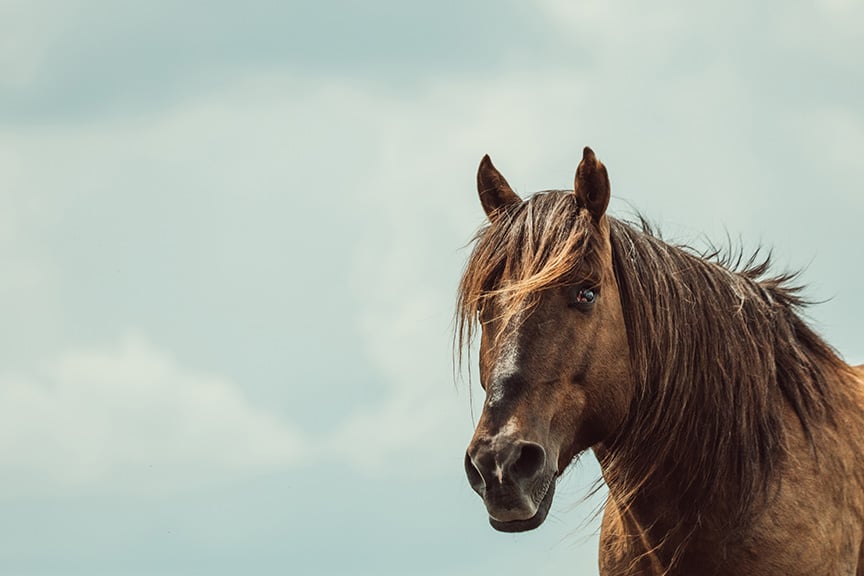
[0,334,305,495]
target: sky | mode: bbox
[0,1,862,574]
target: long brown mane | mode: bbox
[456,189,851,536]
[605,217,847,534]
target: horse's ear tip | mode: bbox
[480,154,492,166]
[582,146,595,160]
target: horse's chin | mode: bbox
[488,477,556,533]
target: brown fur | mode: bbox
[458,149,864,575]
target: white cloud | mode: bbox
[0,334,305,495]
[816,0,863,15]
[537,0,685,43]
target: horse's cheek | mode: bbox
[548,384,591,467]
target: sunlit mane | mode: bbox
[456,190,604,364]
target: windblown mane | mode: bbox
[605,217,847,534]
[457,191,605,364]
[456,189,850,535]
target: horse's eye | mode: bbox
[568,287,598,310]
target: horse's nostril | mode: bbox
[464,451,485,494]
[510,442,546,482]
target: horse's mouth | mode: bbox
[488,475,556,533]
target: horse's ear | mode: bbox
[574,146,610,222]
[477,155,521,222]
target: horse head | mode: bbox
[459,148,632,532]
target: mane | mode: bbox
[456,189,850,537]
[604,217,848,534]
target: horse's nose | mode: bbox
[465,439,547,496]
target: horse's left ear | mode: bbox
[477,155,521,222]
[574,146,610,222]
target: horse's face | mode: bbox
[461,149,632,532]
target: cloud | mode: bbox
[0,334,305,496]
[537,0,685,44]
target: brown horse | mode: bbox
[457,147,864,575]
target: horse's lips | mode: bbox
[488,476,557,533]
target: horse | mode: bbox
[456,147,864,575]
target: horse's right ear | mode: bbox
[477,155,521,222]
[574,146,610,223]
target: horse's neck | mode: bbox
[596,472,714,575]
[593,443,700,533]
[595,366,864,574]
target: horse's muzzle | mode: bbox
[464,437,557,531]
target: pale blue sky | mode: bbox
[1,1,862,575]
